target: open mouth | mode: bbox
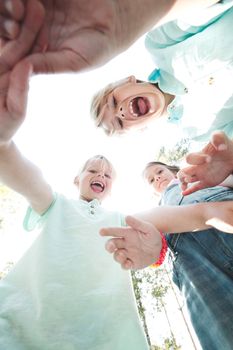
[90,181,105,193]
[130,97,150,117]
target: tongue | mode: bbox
[91,184,103,193]
[137,98,147,115]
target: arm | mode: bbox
[0,0,219,74]
[0,62,53,214]
[100,200,233,270]
[0,142,53,214]
[134,201,233,234]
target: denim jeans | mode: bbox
[162,184,233,350]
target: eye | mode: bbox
[149,178,154,184]
[105,173,111,179]
[112,95,117,107]
[116,117,123,129]
[158,170,163,175]
[89,169,97,174]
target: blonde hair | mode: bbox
[79,155,116,179]
[90,77,133,134]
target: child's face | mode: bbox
[75,158,114,202]
[99,76,166,135]
[144,164,176,195]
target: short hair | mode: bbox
[90,78,159,135]
[90,78,130,131]
[142,161,180,178]
[79,155,116,179]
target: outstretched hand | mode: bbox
[0,0,174,74]
[178,131,233,195]
[100,215,162,270]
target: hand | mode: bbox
[178,131,233,195]
[0,0,175,74]
[100,215,162,270]
[0,61,32,145]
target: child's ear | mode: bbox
[74,176,79,187]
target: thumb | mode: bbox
[125,215,156,235]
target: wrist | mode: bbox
[150,232,168,268]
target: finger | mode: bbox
[185,152,210,165]
[105,238,125,253]
[211,131,228,151]
[182,181,205,196]
[100,227,126,238]
[113,249,133,270]
[0,0,24,20]
[122,260,134,270]
[179,181,188,192]
[0,17,20,39]
[0,0,45,74]
[7,61,32,118]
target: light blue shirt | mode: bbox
[0,194,149,350]
[146,1,233,141]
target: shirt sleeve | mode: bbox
[23,193,57,231]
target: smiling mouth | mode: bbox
[129,97,150,117]
[90,181,105,193]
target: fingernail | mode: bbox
[106,241,115,253]
[5,0,13,14]
[4,20,15,35]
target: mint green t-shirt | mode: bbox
[0,194,149,350]
[146,1,233,142]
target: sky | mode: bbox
[14,34,183,214]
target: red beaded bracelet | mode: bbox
[150,232,168,268]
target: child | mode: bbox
[90,3,233,142]
[102,161,233,350]
[0,65,149,349]
[0,153,151,350]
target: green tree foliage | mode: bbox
[0,184,26,231]
[156,138,190,165]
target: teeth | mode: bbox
[91,181,104,189]
[129,101,139,117]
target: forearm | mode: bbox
[135,201,233,234]
[117,0,218,49]
[0,141,53,213]
[134,204,211,234]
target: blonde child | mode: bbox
[90,2,233,142]
[0,64,150,350]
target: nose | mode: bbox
[117,105,125,119]
[97,172,105,178]
[156,175,160,182]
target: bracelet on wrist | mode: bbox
[150,232,168,268]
